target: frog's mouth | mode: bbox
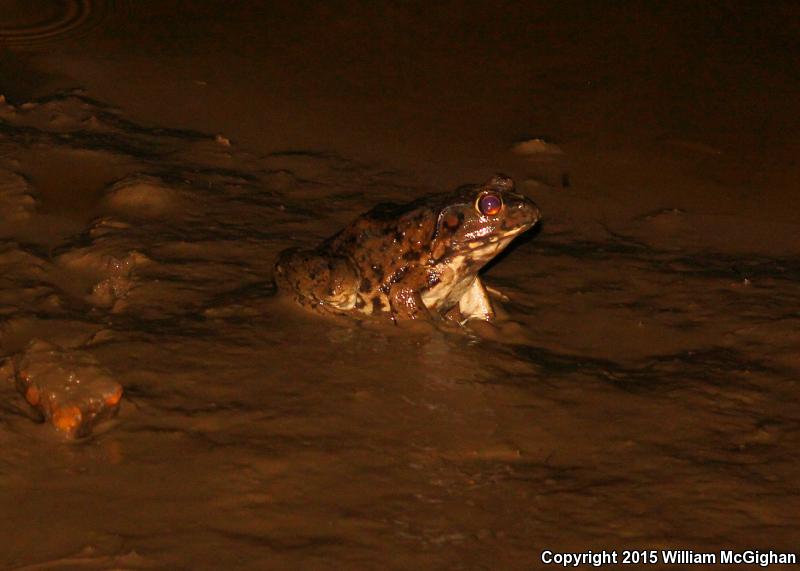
[466,225,529,249]
[457,229,526,263]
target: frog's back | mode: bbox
[323,201,437,281]
[324,199,436,254]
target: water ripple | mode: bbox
[0,0,127,50]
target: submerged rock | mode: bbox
[4,340,123,438]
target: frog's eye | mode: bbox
[476,192,503,216]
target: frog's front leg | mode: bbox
[458,277,495,321]
[387,269,435,321]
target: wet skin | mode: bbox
[274,175,541,322]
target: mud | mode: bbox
[1,2,798,570]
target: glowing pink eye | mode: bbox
[477,193,502,216]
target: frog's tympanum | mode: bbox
[275,175,540,322]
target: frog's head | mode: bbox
[431,175,540,264]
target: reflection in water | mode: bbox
[0,0,126,50]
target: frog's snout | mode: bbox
[512,194,541,229]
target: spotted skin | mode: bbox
[274,175,541,322]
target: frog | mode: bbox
[274,174,540,322]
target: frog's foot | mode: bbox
[457,277,495,322]
[10,341,123,438]
[442,305,463,322]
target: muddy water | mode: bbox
[1,3,800,570]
